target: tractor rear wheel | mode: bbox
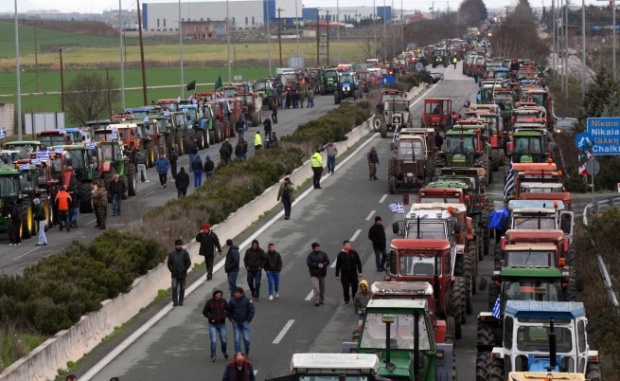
[455,252,473,318]
[477,322,496,347]
[43,198,53,230]
[127,163,137,197]
[489,359,505,381]
[388,176,396,194]
[586,363,602,381]
[475,351,490,381]
[20,201,33,239]
[449,278,464,339]
[78,183,94,213]
[445,316,455,343]
[373,117,382,131]
[488,280,500,310]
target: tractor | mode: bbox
[392,202,477,315]
[334,71,361,104]
[265,353,387,381]
[36,129,84,148]
[4,141,41,160]
[93,141,137,199]
[387,129,435,193]
[487,301,600,381]
[507,199,574,244]
[137,117,167,167]
[252,79,275,109]
[421,98,453,134]
[50,145,97,213]
[14,159,54,229]
[435,125,493,184]
[508,127,552,172]
[432,49,449,68]
[373,89,406,137]
[318,68,339,95]
[0,165,35,239]
[236,90,263,127]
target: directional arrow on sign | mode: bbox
[575,132,594,151]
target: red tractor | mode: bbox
[236,91,263,127]
[421,98,453,133]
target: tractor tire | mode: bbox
[334,92,341,105]
[566,248,576,267]
[449,278,464,339]
[488,281,500,311]
[455,252,473,318]
[445,316,455,343]
[121,175,129,200]
[492,149,503,172]
[451,350,457,381]
[493,244,503,269]
[43,197,53,230]
[475,351,491,381]
[466,244,476,314]
[586,363,602,381]
[424,157,436,184]
[489,358,505,381]
[389,176,397,194]
[209,130,216,146]
[565,269,578,302]
[20,201,33,239]
[373,117,382,131]
[252,113,260,127]
[483,202,492,256]
[435,155,447,170]
[380,126,388,138]
[78,183,94,213]
[127,163,137,197]
[503,157,511,181]
[477,232,484,261]
[477,323,496,347]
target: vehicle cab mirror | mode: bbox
[392,221,405,236]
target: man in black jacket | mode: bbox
[306,242,330,306]
[107,174,126,216]
[220,139,233,164]
[175,167,190,198]
[244,239,266,300]
[368,216,387,271]
[228,287,255,356]
[202,287,229,362]
[224,239,240,297]
[167,239,191,306]
[335,240,363,304]
[196,223,222,280]
[264,243,283,300]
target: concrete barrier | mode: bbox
[0,84,426,381]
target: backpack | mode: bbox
[35,203,46,221]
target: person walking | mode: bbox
[34,197,47,246]
[264,243,282,300]
[452,55,458,69]
[220,139,233,164]
[169,147,178,180]
[228,287,254,357]
[335,240,363,305]
[235,139,245,161]
[204,155,215,180]
[175,167,190,198]
[322,140,338,174]
[167,239,191,306]
[55,185,72,230]
[196,223,223,280]
[135,148,149,182]
[276,177,294,220]
[253,132,262,152]
[368,216,387,271]
[353,279,373,331]
[191,153,203,187]
[306,242,330,306]
[222,352,256,381]
[224,239,240,297]
[367,146,379,180]
[202,287,229,362]
[244,240,266,300]
[311,148,323,189]
[263,117,272,140]
[271,98,278,124]
[236,118,246,140]
[187,138,198,173]
[307,88,315,108]
[93,179,108,229]
[7,201,21,246]
[155,153,170,188]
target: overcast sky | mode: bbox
[2,0,607,14]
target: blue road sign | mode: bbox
[575,131,593,151]
[586,117,620,155]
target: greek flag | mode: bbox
[389,202,405,214]
[110,132,117,140]
[86,142,96,150]
[31,158,41,165]
[18,163,30,171]
[492,295,501,319]
[36,150,50,161]
[0,128,5,139]
[503,162,515,200]
[54,148,64,154]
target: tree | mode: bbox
[579,66,620,121]
[64,73,117,125]
[458,0,488,27]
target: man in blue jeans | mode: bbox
[243,239,266,300]
[224,239,240,297]
[228,287,255,357]
[202,288,229,362]
[367,216,387,271]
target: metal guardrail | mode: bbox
[582,197,620,313]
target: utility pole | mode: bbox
[552,0,556,73]
[137,0,148,105]
[373,0,377,58]
[14,0,22,140]
[226,0,232,83]
[119,0,125,111]
[383,0,387,60]
[59,48,65,112]
[266,1,272,76]
[336,0,340,63]
[326,10,330,66]
[582,0,587,102]
[277,8,283,67]
[32,19,40,93]
[106,68,113,117]
[316,9,320,66]
[614,0,617,80]
[401,0,404,56]
[179,0,185,98]
[295,0,300,59]
[564,0,569,111]
[392,0,395,59]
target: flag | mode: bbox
[110,132,117,140]
[54,148,64,154]
[389,202,405,214]
[36,150,50,161]
[186,80,196,91]
[19,163,30,171]
[503,162,515,200]
[31,158,41,165]
[214,75,223,91]
[86,142,96,150]
[0,128,5,139]
[492,295,501,319]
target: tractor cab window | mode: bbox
[504,250,555,267]
[19,172,34,193]
[397,141,423,160]
[340,74,353,84]
[0,177,17,197]
[516,325,572,353]
[65,150,86,170]
[446,136,475,153]
[399,254,438,276]
[504,279,561,302]
[529,94,545,106]
[405,221,446,239]
[360,313,430,351]
[512,216,555,230]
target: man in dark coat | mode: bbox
[222,352,256,381]
[228,287,255,356]
[243,240,266,300]
[175,167,190,198]
[167,239,191,306]
[368,216,387,271]
[202,287,229,362]
[220,139,233,164]
[196,223,223,280]
[306,242,330,306]
[224,239,240,297]
[335,240,363,305]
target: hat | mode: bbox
[175,239,183,245]
[202,223,210,231]
[359,279,369,288]
[33,198,41,206]
[311,242,320,249]
[375,216,382,222]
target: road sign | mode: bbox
[575,131,594,151]
[586,117,620,155]
[586,157,600,175]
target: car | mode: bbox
[554,117,578,133]
[429,72,444,83]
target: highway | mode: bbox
[0,94,340,275]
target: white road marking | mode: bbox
[272,319,295,344]
[85,218,97,226]
[379,194,387,203]
[330,260,337,268]
[365,210,376,220]
[350,229,361,242]
[13,247,39,260]
[305,290,314,301]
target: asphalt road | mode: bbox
[0,94,340,276]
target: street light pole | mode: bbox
[14,0,22,139]
[267,2,272,76]
[178,0,184,98]
[295,0,301,59]
[373,0,377,58]
[552,0,556,73]
[227,0,232,84]
[119,0,125,110]
[582,0,587,101]
[336,0,340,63]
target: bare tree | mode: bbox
[64,73,118,125]
[458,0,488,27]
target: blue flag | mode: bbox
[492,295,501,319]
[389,202,404,214]
[503,162,515,200]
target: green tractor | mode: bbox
[51,145,97,213]
[319,68,339,95]
[435,125,493,184]
[508,128,552,171]
[253,78,275,109]
[348,298,457,381]
[93,141,136,199]
[14,160,53,230]
[0,165,35,239]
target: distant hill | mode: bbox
[30,20,118,37]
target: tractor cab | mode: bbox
[265,353,388,381]
[422,98,452,132]
[4,141,41,160]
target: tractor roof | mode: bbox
[519,193,571,204]
[366,298,428,311]
[407,202,467,217]
[290,353,380,373]
[390,238,451,251]
[5,141,41,146]
[505,229,564,243]
[446,129,476,136]
[509,199,564,211]
[512,163,557,172]
[504,242,559,251]
[505,300,585,319]
[423,183,468,191]
[51,144,87,151]
[513,130,544,137]
[0,165,19,175]
[371,281,434,297]
[499,267,562,278]
[519,183,564,190]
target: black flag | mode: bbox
[186,80,196,91]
